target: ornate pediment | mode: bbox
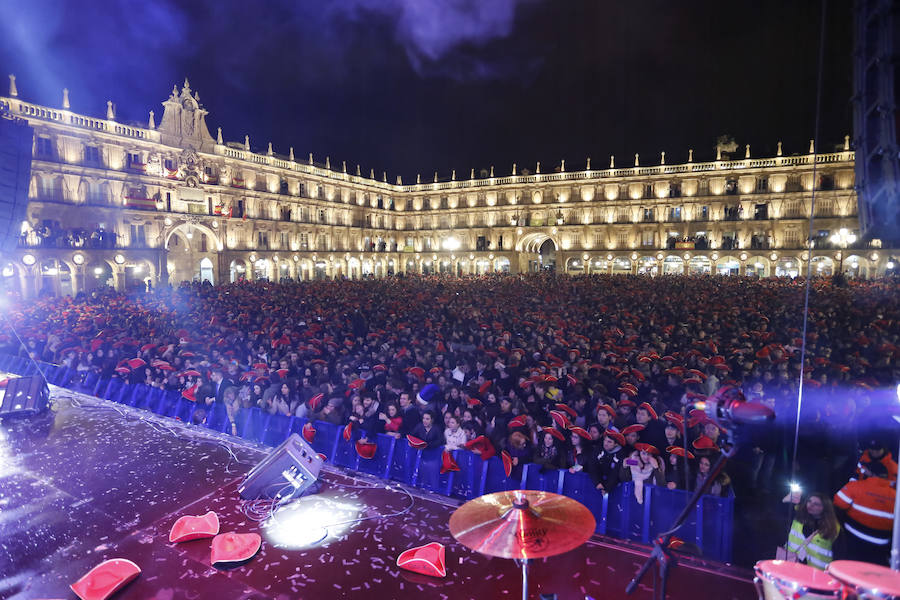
[156,79,216,152]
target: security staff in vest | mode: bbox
[834,459,895,565]
[784,492,843,570]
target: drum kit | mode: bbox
[449,489,596,600]
[754,559,900,600]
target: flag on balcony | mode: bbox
[124,196,157,210]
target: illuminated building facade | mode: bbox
[1,77,893,297]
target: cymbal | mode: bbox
[449,490,596,560]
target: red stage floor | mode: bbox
[0,387,756,599]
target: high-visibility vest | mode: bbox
[786,519,836,570]
[852,450,898,482]
[834,477,895,546]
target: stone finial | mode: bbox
[844,134,850,151]
[309,152,313,165]
[416,173,421,184]
[470,168,475,179]
[776,141,783,156]
[342,160,347,173]
[586,157,591,170]
[560,160,565,172]
[660,151,665,165]
[356,164,361,176]
[634,153,639,167]
[452,169,456,180]
[325,156,330,169]
[289,147,295,161]
[106,100,115,120]
[215,127,222,144]
[490,165,494,177]
[688,149,693,162]
[536,162,541,174]
[62,88,70,109]
[149,110,156,129]
[244,135,250,151]
[267,142,274,156]
[396,175,402,185]
[8,74,17,97]
[512,163,516,175]
[434,171,438,182]
[183,77,190,91]
[171,84,178,97]
[610,155,615,169]
[383,171,387,182]
[745,144,750,159]
[808,139,815,154]
[716,147,722,161]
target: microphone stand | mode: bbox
[626,434,736,600]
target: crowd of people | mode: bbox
[2,272,898,566]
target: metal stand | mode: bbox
[515,558,530,600]
[626,440,735,599]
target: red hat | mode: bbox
[440,450,460,474]
[349,378,366,390]
[555,403,578,419]
[308,393,324,411]
[598,404,616,420]
[550,410,572,430]
[541,426,565,442]
[169,510,220,543]
[407,366,425,379]
[692,436,719,451]
[466,397,483,407]
[277,368,289,378]
[618,398,636,408]
[478,380,493,395]
[464,435,496,460]
[253,362,269,371]
[180,369,201,378]
[407,435,427,450]
[356,440,377,459]
[667,446,695,459]
[570,426,591,441]
[618,385,638,398]
[566,373,578,386]
[663,410,683,423]
[396,542,446,578]
[302,422,316,443]
[70,559,141,600]
[634,442,659,455]
[373,364,387,372]
[115,366,131,376]
[622,424,645,436]
[501,450,513,477]
[637,402,658,420]
[508,415,527,428]
[343,423,354,442]
[605,430,626,446]
[210,532,262,565]
[127,358,146,369]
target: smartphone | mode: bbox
[625,458,639,467]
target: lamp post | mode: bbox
[829,228,856,276]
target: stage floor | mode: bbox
[0,383,757,599]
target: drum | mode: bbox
[826,560,900,600]
[754,560,842,600]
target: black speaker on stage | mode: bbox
[0,376,49,418]
[0,106,35,254]
[238,433,324,500]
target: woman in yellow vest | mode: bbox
[784,492,844,570]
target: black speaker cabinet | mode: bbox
[0,112,34,254]
[238,433,323,500]
[0,376,50,418]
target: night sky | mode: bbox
[0,0,852,182]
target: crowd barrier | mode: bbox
[0,354,734,562]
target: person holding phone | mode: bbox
[621,443,665,504]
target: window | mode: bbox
[642,230,655,247]
[643,208,655,222]
[814,198,834,217]
[129,225,145,246]
[668,207,682,221]
[84,145,101,164]
[819,174,835,190]
[127,152,141,167]
[440,216,450,229]
[616,232,629,247]
[257,231,269,249]
[440,196,449,209]
[299,183,306,197]
[784,200,802,218]
[725,178,738,195]
[35,137,53,157]
[317,186,325,200]
[498,235,504,250]
[318,210,326,223]
[754,203,769,220]
[280,232,289,248]
[756,177,768,192]
[476,236,487,251]
[784,229,800,247]
[405,198,414,211]
[700,205,709,220]
[164,159,175,171]
[200,235,208,252]
[299,233,309,249]
[617,208,630,223]
[669,183,682,198]
[593,231,604,248]
[424,238,432,250]
[644,184,653,199]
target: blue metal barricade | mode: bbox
[414,447,454,495]
[449,450,486,500]
[357,433,395,479]
[388,439,421,484]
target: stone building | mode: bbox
[1,77,893,297]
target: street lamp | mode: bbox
[830,228,856,275]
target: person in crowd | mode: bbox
[534,431,567,472]
[834,460,895,565]
[444,414,467,450]
[692,454,731,497]
[379,402,403,436]
[588,430,625,494]
[621,443,665,503]
[568,430,591,473]
[784,492,844,570]
[410,410,443,449]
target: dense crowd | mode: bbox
[2,273,898,565]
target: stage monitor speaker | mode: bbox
[238,433,324,500]
[0,107,35,254]
[0,375,49,418]
[853,0,900,242]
